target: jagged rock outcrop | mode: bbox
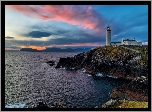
[34,102,49,108]
[56,46,148,81]
[34,102,67,108]
[55,46,148,107]
[102,76,148,108]
[50,102,67,108]
[46,60,55,66]
[102,99,118,108]
[110,79,148,102]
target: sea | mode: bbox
[5,51,129,108]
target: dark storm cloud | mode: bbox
[5,36,14,39]
[31,24,70,35]
[30,21,107,45]
[9,40,45,46]
[26,31,51,38]
[43,30,106,45]
[10,29,106,46]
[56,30,69,34]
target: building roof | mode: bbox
[123,39,136,41]
[111,42,121,43]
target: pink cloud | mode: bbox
[6,5,105,34]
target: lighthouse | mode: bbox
[106,25,111,46]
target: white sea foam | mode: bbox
[5,103,26,108]
[96,73,103,77]
[107,75,118,79]
[60,67,66,69]
[81,68,86,72]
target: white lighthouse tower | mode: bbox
[106,25,111,46]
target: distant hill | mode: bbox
[5,50,19,52]
[20,47,94,52]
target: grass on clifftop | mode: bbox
[124,45,148,53]
[94,45,148,66]
[111,100,148,108]
[96,46,134,54]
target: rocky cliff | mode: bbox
[55,45,148,107]
[56,46,148,81]
[110,78,148,102]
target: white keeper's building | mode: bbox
[106,25,142,46]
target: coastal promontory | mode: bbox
[55,45,148,108]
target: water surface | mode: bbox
[5,52,129,108]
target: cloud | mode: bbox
[22,22,105,46]
[10,40,102,48]
[6,5,106,34]
[47,42,103,47]
[5,36,14,39]
[8,30,105,47]
[26,31,51,38]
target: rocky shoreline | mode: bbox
[110,78,148,102]
[55,45,148,108]
[33,102,67,108]
[102,78,148,108]
[56,46,148,80]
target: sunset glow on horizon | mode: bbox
[20,45,46,50]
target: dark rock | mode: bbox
[55,53,85,70]
[34,102,67,108]
[110,80,148,102]
[56,46,148,81]
[55,46,148,105]
[102,99,118,108]
[35,102,49,108]
[46,60,55,66]
[51,102,67,108]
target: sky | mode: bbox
[5,5,148,50]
